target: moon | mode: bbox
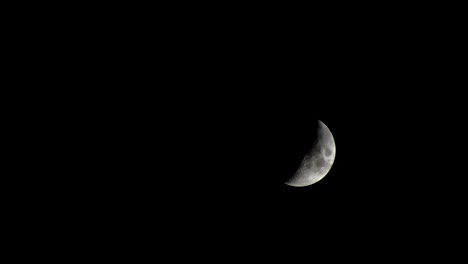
[285,120,336,187]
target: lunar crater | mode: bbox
[314,158,326,170]
[324,147,332,157]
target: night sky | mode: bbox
[66,7,465,259]
[111,70,453,256]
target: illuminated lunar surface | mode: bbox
[285,120,336,187]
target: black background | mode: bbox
[31,4,465,260]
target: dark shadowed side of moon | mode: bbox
[285,120,336,187]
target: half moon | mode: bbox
[285,120,336,187]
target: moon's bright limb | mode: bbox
[285,120,336,187]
